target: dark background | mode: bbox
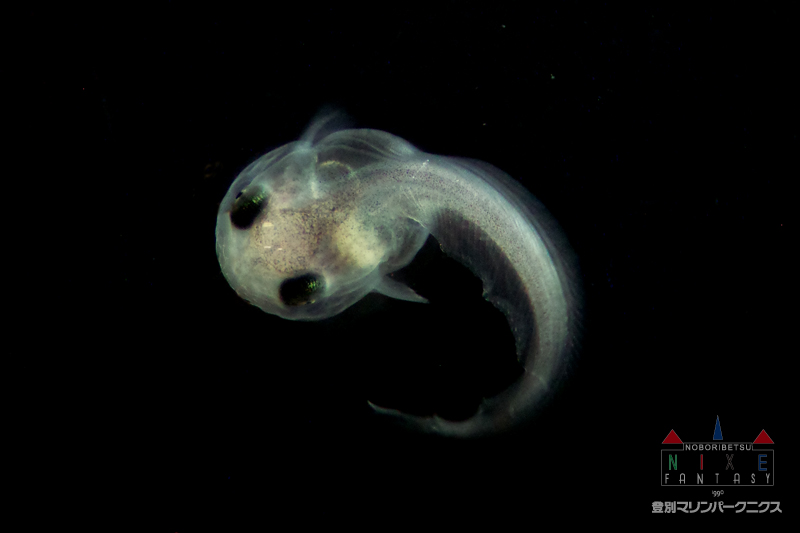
[75,2,790,526]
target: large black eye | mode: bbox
[230,188,268,229]
[280,274,324,306]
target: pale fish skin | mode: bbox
[215,114,581,438]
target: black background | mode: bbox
[75,2,791,526]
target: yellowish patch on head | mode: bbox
[333,216,385,269]
[318,160,352,172]
[317,160,354,182]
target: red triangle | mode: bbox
[662,429,683,444]
[753,429,774,444]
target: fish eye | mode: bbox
[230,188,268,229]
[280,273,325,306]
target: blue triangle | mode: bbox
[713,415,723,440]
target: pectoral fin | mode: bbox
[373,276,428,303]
